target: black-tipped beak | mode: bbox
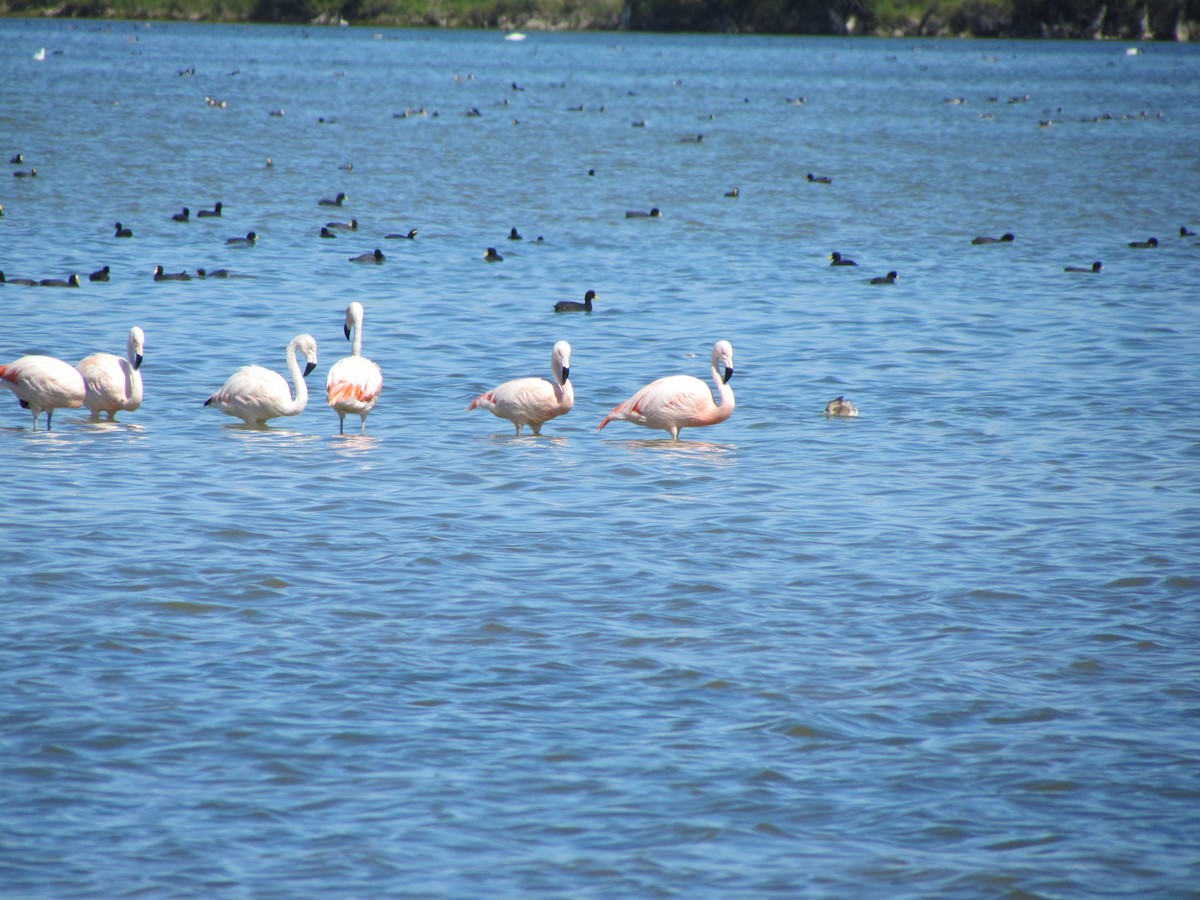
[303,362,317,378]
[562,366,570,382]
[344,324,351,340]
[723,366,734,384]
[134,354,143,370]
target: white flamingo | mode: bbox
[326,302,382,435]
[0,354,86,431]
[204,333,318,425]
[467,340,574,435]
[76,326,144,420]
[598,340,735,440]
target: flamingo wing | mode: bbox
[77,353,140,415]
[1,356,85,410]
[208,365,291,422]
[469,376,565,433]
[326,355,382,414]
[603,374,711,430]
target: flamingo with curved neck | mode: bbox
[598,340,735,440]
[467,340,574,435]
[204,333,318,425]
[77,326,145,420]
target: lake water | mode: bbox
[2,19,1199,897]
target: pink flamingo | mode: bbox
[598,340,735,440]
[467,340,573,435]
[0,354,86,431]
[326,302,382,435]
[76,326,144,420]
[204,333,318,426]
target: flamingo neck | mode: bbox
[711,363,735,421]
[121,358,143,407]
[285,340,308,414]
[552,360,573,409]
[350,311,364,357]
[557,376,574,410]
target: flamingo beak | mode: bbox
[344,324,351,340]
[562,366,570,382]
[303,362,317,377]
[722,366,734,384]
[134,354,144,370]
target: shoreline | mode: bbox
[2,2,1195,41]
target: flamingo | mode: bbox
[326,302,382,435]
[76,326,144,421]
[598,340,735,440]
[204,333,318,426]
[467,340,573,435]
[0,354,86,431]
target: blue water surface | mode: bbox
[1,21,1198,897]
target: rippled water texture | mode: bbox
[2,22,1199,897]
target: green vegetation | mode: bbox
[3,0,1196,38]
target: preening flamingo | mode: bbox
[76,326,144,420]
[467,340,573,435]
[204,333,318,426]
[326,302,382,435]
[598,340,735,440]
[0,354,86,431]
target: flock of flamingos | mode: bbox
[0,300,753,439]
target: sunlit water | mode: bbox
[2,21,1198,896]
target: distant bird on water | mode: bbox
[89,265,111,282]
[1128,236,1158,248]
[870,271,898,284]
[326,301,382,435]
[114,222,133,238]
[467,340,574,436]
[484,247,503,262]
[1181,226,1197,237]
[625,207,662,218]
[508,227,523,241]
[171,207,190,222]
[349,249,385,264]
[598,340,734,441]
[326,219,358,231]
[0,272,39,286]
[806,173,831,184]
[971,232,1015,244]
[39,274,80,288]
[226,231,257,246]
[386,229,418,239]
[319,192,347,207]
[555,290,596,313]
[829,251,857,266]
[153,265,191,281]
[204,333,318,426]
[1064,261,1102,273]
[824,396,859,418]
[0,354,85,431]
[197,202,223,218]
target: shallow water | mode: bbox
[2,21,1199,897]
